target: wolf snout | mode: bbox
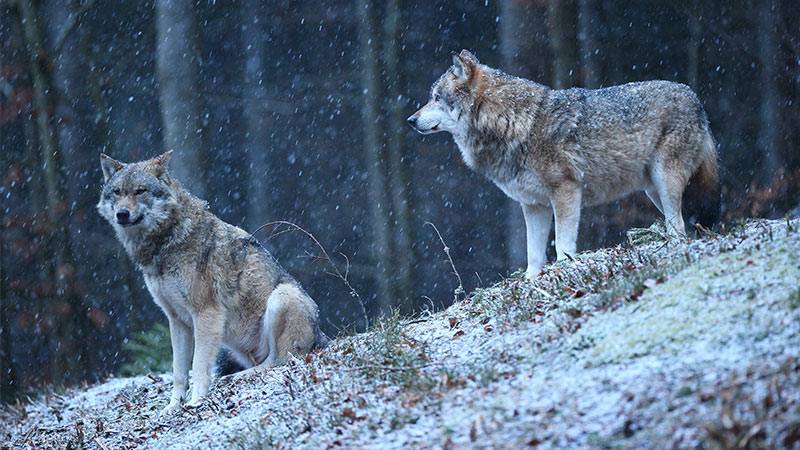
[116,208,131,224]
[406,114,418,128]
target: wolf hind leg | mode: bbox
[218,284,312,382]
[651,162,687,237]
[551,184,582,261]
[260,283,315,368]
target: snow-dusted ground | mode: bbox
[3,219,799,449]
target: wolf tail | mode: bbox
[683,130,721,229]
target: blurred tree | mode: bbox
[382,0,415,312]
[578,0,602,88]
[547,0,579,89]
[757,0,783,185]
[241,0,273,232]
[357,0,393,316]
[17,0,91,386]
[42,0,95,204]
[155,0,207,197]
[687,0,702,90]
[0,189,14,403]
[0,5,13,401]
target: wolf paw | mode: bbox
[525,267,542,280]
[185,396,205,409]
[158,401,182,418]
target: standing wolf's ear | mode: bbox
[100,153,125,182]
[150,150,173,178]
[452,49,479,81]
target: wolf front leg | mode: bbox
[522,203,552,279]
[186,308,225,407]
[160,316,193,416]
[551,185,582,261]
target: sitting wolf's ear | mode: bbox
[100,153,125,182]
[452,49,479,81]
[150,150,174,178]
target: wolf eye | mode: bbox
[134,188,147,195]
[112,188,121,195]
[434,93,441,102]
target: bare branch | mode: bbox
[250,220,369,329]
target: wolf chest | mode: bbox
[144,273,193,325]
[493,170,550,206]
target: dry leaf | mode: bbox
[342,407,357,420]
[401,393,422,408]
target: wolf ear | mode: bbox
[148,150,173,178]
[100,154,125,182]
[452,49,479,81]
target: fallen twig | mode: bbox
[425,222,465,302]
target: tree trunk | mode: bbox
[155,0,207,197]
[547,0,579,89]
[757,0,782,186]
[241,0,273,232]
[1,12,24,401]
[686,0,701,90]
[0,167,14,403]
[577,0,610,247]
[17,0,90,386]
[382,0,415,312]
[42,0,92,203]
[357,0,393,316]
[577,0,601,88]
[601,1,623,84]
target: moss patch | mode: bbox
[574,235,800,367]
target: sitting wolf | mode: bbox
[97,151,325,415]
[408,50,719,279]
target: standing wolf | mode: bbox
[97,151,325,415]
[408,50,719,279]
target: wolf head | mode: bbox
[97,151,180,236]
[407,49,482,136]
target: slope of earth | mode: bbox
[3,219,799,449]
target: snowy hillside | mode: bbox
[3,219,800,449]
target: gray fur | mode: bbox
[97,151,323,415]
[409,50,719,278]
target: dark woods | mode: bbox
[1,0,798,402]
